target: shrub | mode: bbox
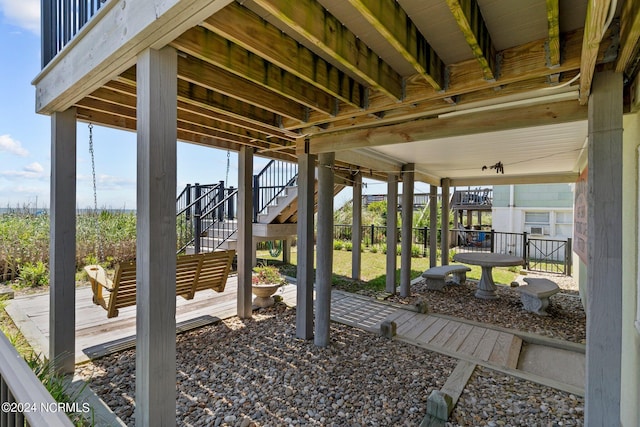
[17,261,49,288]
[333,240,344,250]
[344,241,353,251]
[411,244,423,258]
[370,245,378,253]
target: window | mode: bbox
[525,212,550,235]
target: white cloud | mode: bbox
[0,162,46,179]
[0,134,29,157]
[0,0,40,34]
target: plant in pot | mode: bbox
[252,264,286,308]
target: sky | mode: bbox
[0,0,430,211]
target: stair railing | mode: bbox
[252,160,298,222]
[177,183,238,254]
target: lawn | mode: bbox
[256,247,519,292]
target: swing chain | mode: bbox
[225,150,230,187]
[88,124,103,262]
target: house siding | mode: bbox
[620,110,640,426]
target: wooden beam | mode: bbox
[449,172,579,186]
[579,0,612,104]
[172,27,336,115]
[114,68,290,134]
[203,2,364,108]
[546,0,560,68]
[310,99,587,153]
[284,27,605,130]
[178,55,308,123]
[347,0,444,90]
[615,0,640,75]
[77,96,291,148]
[446,0,496,81]
[248,0,403,100]
[34,0,234,114]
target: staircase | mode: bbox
[177,160,345,254]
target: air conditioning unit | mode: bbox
[529,226,544,235]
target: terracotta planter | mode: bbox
[252,283,281,308]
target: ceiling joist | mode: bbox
[579,0,613,104]
[347,0,445,91]
[248,0,404,100]
[615,0,640,78]
[202,2,365,109]
[171,27,336,116]
[446,0,497,81]
[546,0,560,68]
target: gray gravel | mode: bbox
[386,271,586,343]
[76,288,585,426]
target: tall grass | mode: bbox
[0,210,137,280]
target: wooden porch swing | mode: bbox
[82,124,235,318]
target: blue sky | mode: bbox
[0,1,428,210]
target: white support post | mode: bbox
[238,146,254,319]
[135,47,177,427]
[352,172,363,280]
[315,152,334,347]
[400,164,415,297]
[49,107,76,375]
[429,185,438,268]
[296,150,316,340]
[386,174,399,294]
[441,179,451,265]
[585,70,623,426]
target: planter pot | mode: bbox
[252,283,281,308]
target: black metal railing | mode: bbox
[450,188,492,209]
[177,183,237,254]
[42,0,108,67]
[252,160,298,222]
[333,224,573,275]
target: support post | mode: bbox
[238,146,254,319]
[296,149,315,340]
[135,47,177,427]
[352,172,363,280]
[585,70,623,426]
[49,107,76,375]
[315,152,334,347]
[429,185,438,268]
[400,164,415,297]
[441,179,451,265]
[386,174,399,293]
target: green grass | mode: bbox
[257,248,519,292]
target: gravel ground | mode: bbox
[383,271,586,343]
[76,301,584,426]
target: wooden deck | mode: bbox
[9,282,520,371]
[330,291,522,370]
[6,276,297,364]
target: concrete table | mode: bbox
[452,252,524,299]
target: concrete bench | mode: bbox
[517,278,560,315]
[422,265,472,291]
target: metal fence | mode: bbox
[333,225,573,275]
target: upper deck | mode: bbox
[34,0,639,185]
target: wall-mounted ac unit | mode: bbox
[529,226,544,235]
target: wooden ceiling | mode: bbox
[72,0,640,183]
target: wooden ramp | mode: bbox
[330,291,522,370]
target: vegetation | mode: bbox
[0,210,136,284]
[252,263,286,285]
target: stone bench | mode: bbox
[517,278,560,315]
[422,265,472,291]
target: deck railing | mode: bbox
[41,0,108,67]
[0,332,74,426]
[333,225,572,275]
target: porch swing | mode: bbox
[82,124,235,318]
